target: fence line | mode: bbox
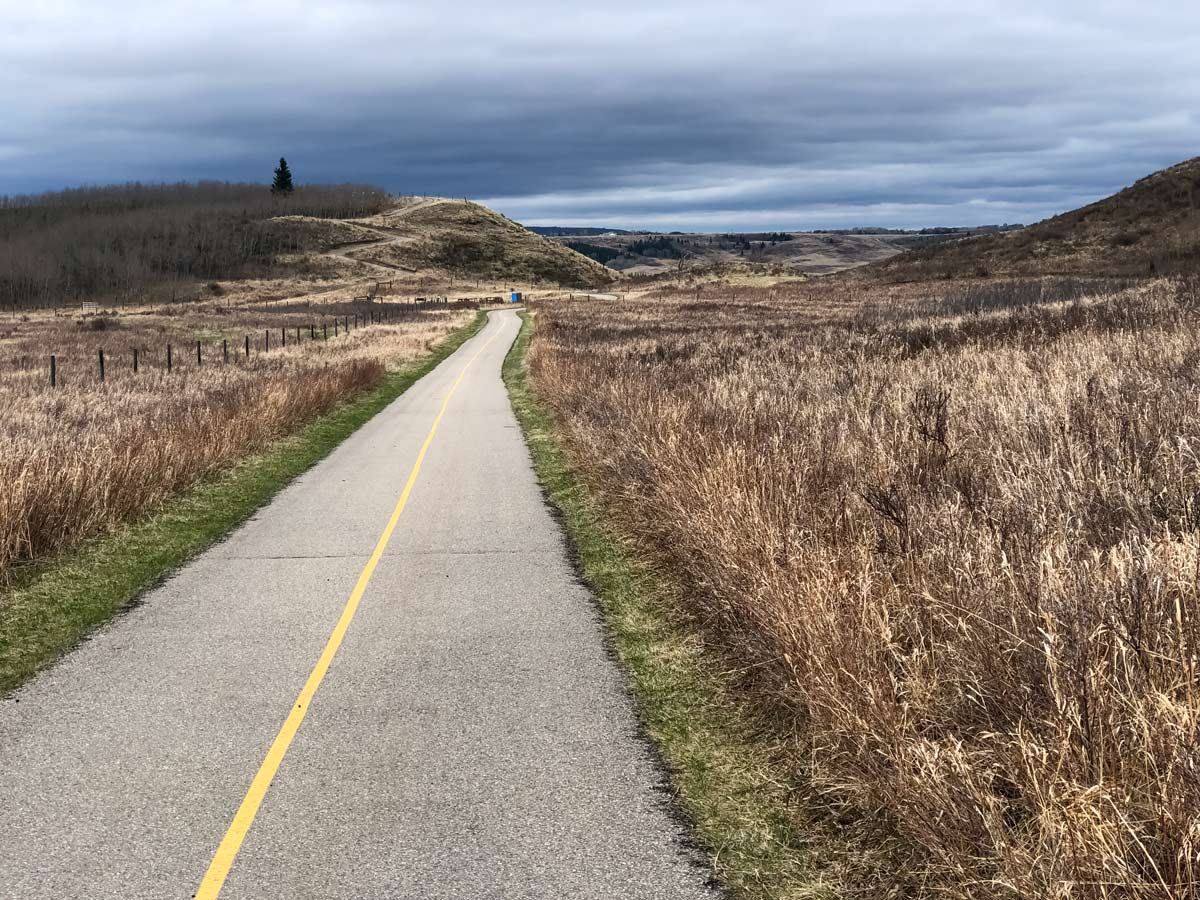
[31,304,413,389]
[11,296,507,388]
[4,293,513,329]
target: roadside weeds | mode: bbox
[502,310,842,900]
[0,311,488,694]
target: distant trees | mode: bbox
[566,241,621,265]
[627,237,684,259]
[271,158,295,195]
[0,181,390,309]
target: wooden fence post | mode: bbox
[245,335,250,358]
[99,349,105,382]
[167,343,173,372]
[265,329,270,351]
[50,355,56,387]
[133,347,139,373]
[223,339,228,363]
[196,340,202,366]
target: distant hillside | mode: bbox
[528,226,632,237]
[881,156,1200,280]
[356,199,615,288]
[552,230,920,276]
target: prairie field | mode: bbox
[528,276,1200,897]
[0,298,471,577]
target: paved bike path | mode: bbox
[0,309,717,899]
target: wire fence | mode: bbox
[17,298,500,389]
[1,284,512,318]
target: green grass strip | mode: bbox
[0,311,488,694]
[502,310,839,900]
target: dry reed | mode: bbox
[529,277,1200,898]
[0,302,469,575]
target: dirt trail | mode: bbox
[279,198,497,305]
[322,198,471,274]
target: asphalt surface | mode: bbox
[0,309,718,899]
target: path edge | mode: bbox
[501,309,842,900]
[0,311,489,694]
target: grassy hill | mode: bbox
[880,156,1200,280]
[356,199,615,288]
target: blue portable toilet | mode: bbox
[511,291,522,304]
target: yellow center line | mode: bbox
[195,319,507,900]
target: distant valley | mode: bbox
[532,224,1022,276]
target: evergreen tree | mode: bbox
[271,158,294,195]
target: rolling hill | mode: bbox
[880,156,1200,280]
[353,198,615,288]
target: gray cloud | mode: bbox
[3,0,1198,229]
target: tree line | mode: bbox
[0,181,390,309]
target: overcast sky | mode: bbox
[3,1,1198,230]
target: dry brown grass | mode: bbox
[0,299,470,575]
[356,198,616,288]
[529,275,1200,898]
[881,157,1200,281]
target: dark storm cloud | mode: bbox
[3,0,1198,229]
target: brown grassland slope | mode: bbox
[0,300,472,577]
[529,275,1200,897]
[357,198,617,288]
[884,157,1200,280]
[262,215,385,251]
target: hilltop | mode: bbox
[353,198,615,288]
[880,156,1200,280]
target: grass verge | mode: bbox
[502,310,839,899]
[0,311,488,694]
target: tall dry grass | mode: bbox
[529,277,1200,897]
[0,302,469,575]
